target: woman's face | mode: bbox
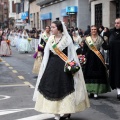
[45,27,50,33]
[24,31,26,35]
[104,27,107,32]
[91,26,98,35]
[51,23,59,35]
[72,31,76,36]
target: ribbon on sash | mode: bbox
[51,39,68,62]
[51,37,80,74]
[85,36,107,69]
[42,33,49,43]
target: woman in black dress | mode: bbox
[84,25,111,99]
[32,26,51,75]
[33,21,90,120]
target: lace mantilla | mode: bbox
[48,34,72,55]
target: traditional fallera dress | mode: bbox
[0,36,11,56]
[8,31,14,43]
[18,32,32,52]
[84,36,111,94]
[33,34,90,114]
[73,35,82,50]
[16,33,22,50]
[32,32,50,74]
[11,32,17,47]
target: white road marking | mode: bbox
[12,70,18,73]
[24,81,35,88]
[0,108,34,116]
[18,76,25,80]
[0,84,29,88]
[0,95,10,101]
[5,63,10,66]
[9,67,13,69]
[0,108,54,119]
[17,114,54,120]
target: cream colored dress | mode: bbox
[0,41,11,56]
[34,35,90,114]
[32,52,43,74]
[35,92,89,114]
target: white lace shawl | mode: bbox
[33,34,87,105]
[22,31,29,39]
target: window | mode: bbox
[95,3,102,27]
[16,3,21,14]
[20,2,24,12]
[12,1,16,12]
[116,0,120,17]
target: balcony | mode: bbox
[36,0,56,6]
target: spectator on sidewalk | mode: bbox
[109,18,120,100]
[84,25,90,36]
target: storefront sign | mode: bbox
[61,9,68,16]
[21,11,28,20]
[41,13,52,20]
[66,6,78,15]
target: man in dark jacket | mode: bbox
[84,25,90,36]
[109,18,120,100]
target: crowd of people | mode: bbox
[0,18,120,120]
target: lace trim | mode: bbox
[48,35,71,55]
[38,89,75,101]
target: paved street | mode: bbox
[0,47,120,120]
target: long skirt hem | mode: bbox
[86,83,111,94]
[32,52,43,74]
[35,92,90,114]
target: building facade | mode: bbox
[36,0,91,30]
[13,0,30,29]
[9,0,16,28]
[0,0,9,28]
[90,0,120,28]
[13,0,23,27]
[30,0,40,29]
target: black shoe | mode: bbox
[60,114,71,120]
[89,93,94,98]
[117,94,120,100]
